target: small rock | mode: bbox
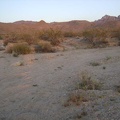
[15,61,24,66]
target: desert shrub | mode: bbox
[5,43,14,53]
[63,31,77,37]
[4,32,20,41]
[82,30,94,41]
[3,33,19,46]
[37,40,53,52]
[82,29,107,40]
[77,71,102,90]
[20,33,38,45]
[111,28,120,40]
[82,28,108,47]
[38,28,63,45]
[3,39,9,46]
[3,32,39,45]
[6,43,31,54]
[12,43,31,54]
[64,91,88,107]
[0,35,2,40]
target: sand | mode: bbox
[0,46,120,120]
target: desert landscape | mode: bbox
[0,15,120,120]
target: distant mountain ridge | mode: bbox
[0,15,120,34]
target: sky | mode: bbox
[0,0,120,23]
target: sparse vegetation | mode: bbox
[64,71,103,108]
[77,71,102,90]
[82,28,109,47]
[38,28,63,45]
[20,33,39,45]
[64,92,88,106]
[63,31,77,37]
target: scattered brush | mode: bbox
[77,71,102,90]
[38,28,63,46]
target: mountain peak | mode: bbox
[101,15,117,21]
[118,15,120,19]
[38,20,46,24]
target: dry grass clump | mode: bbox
[114,85,120,93]
[64,91,88,107]
[5,43,31,54]
[37,40,53,52]
[77,71,102,90]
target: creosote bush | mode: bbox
[82,28,109,47]
[38,28,63,45]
